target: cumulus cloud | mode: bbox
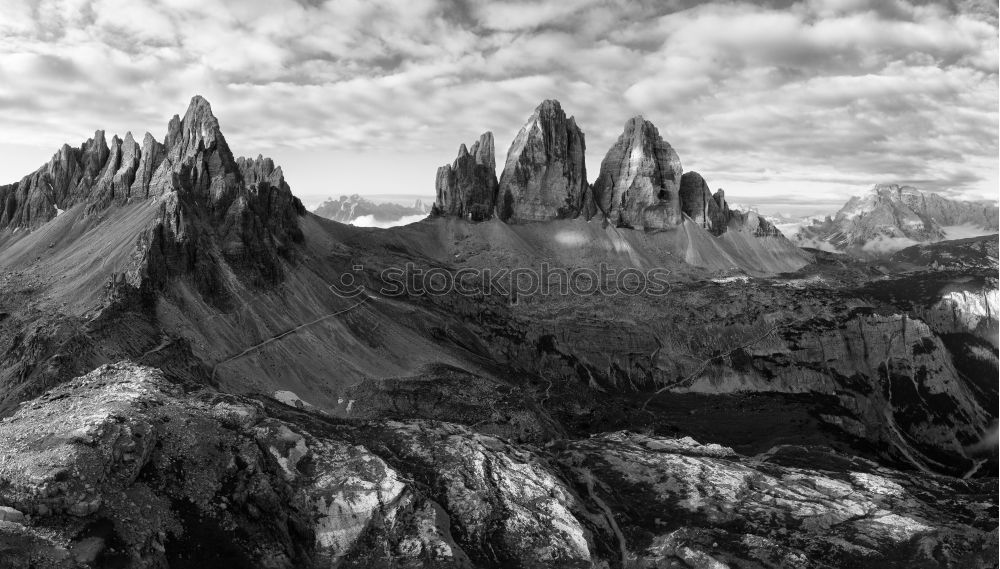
[860,235,921,254]
[0,0,996,216]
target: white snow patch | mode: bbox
[274,390,311,409]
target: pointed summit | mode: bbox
[497,99,587,222]
[592,116,682,230]
[130,132,166,198]
[0,94,304,284]
[180,95,228,155]
[146,95,240,199]
[433,131,499,221]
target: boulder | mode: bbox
[592,116,683,230]
[497,100,587,222]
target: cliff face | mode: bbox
[0,132,104,229]
[679,171,729,235]
[433,132,499,221]
[497,100,588,222]
[431,102,786,243]
[592,117,683,229]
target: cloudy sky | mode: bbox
[0,0,996,216]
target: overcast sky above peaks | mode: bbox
[0,0,997,216]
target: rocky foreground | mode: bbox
[0,362,995,569]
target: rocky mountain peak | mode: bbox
[434,131,499,221]
[237,154,288,190]
[181,95,226,149]
[130,132,166,198]
[0,95,305,302]
[679,171,729,235]
[80,130,110,179]
[592,115,683,230]
[497,99,587,222]
[147,95,241,198]
[471,132,495,171]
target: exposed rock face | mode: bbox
[146,96,242,208]
[680,171,729,235]
[90,132,143,209]
[0,362,993,568]
[136,97,305,293]
[0,94,308,375]
[80,130,110,182]
[0,96,303,261]
[433,132,499,221]
[497,100,587,222]
[0,133,98,228]
[592,116,683,230]
[130,132,166,198]
[558,433,995,569]
[797,184,1000,256]
[226,154,306,279]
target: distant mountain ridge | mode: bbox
[796,184,998,255]
[313,194,430,226]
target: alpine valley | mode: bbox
[0,96,996,569]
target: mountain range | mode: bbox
[313,194,430,227]
[795,184,998,256]
[0,96,995,568]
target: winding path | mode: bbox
[210,297,370,381]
